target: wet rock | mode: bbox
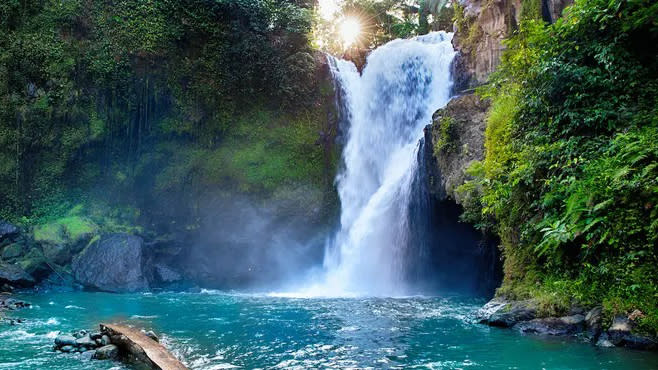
[60,345,74,353]
[584,306,603,338]
[596,332,615,348]
[0,262,35,288]
[93,344,119,360]
[81,350,96,361]
[478,298,537,328]
[605,315,658,350]
[75,334,97,348]
[100,334,111,346]
[55,335,77,347]
[72,233,149,293]
[515,314,585,336]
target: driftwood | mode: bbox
[100,323,187,370]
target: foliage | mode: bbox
[472,0,658,333]
[0,0,338,231]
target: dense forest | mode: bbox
[0,0,341,227]
[457,0,658,334]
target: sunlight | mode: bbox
[339,17,362,48]
[318,0,340,20]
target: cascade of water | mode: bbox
[297,32,455,297]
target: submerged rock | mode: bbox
[72,233,149,293]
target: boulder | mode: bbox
[55,335,77,347]
[0,221,18,241]
[93,344,119,360]
[75,334,97,348]
[34,217,98,265]
[478,298,537,328]
[584,306,603,338]
[72,233,149,293]
[2,243,24,260]
[515,314,585,336]
[0,262,36,288]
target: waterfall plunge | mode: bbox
[278,32,455,297]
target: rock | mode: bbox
[427,94,490,203]
[100,323,186,369]
[72,233,149,293]
[154,263,182,283]
[55,335,77,347]
[60,345,74,353]
[0,262,36,288]
[515,314,585,336]
[608,315,633,344]
[478,298,537,328]
[93,344,119,360]
[90,332,102,340]
[18,249,52,281]
[100,334,111,346]
[596,332,615,348]
[73,329,88,339]
[584,306,603,338]
[2,243,24,260]
[0,220,18,241]
[605,315,658,350]
[75,334,97,348]
[81,350,96,361]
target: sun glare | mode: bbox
[339,17,361,48]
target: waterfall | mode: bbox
[314,32,456,296]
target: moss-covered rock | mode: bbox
[32,216,99,265]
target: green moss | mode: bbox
[434,116,458,155]
[33,216,98,245]
[33,223,66,245]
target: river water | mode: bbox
[1,290,657,369]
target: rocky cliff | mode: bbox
[424,94,489,203]
[451,0,573,90]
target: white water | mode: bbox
[281,32,455,297]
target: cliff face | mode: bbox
[424,94,489,203]
[451,0,573,90]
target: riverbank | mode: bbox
[478,297,657,351]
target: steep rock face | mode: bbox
[452,0,573,90]
[452,0,521,90]
[72,234,149,293]
[425,94,489,202]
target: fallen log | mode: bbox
[100,323,187,370]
